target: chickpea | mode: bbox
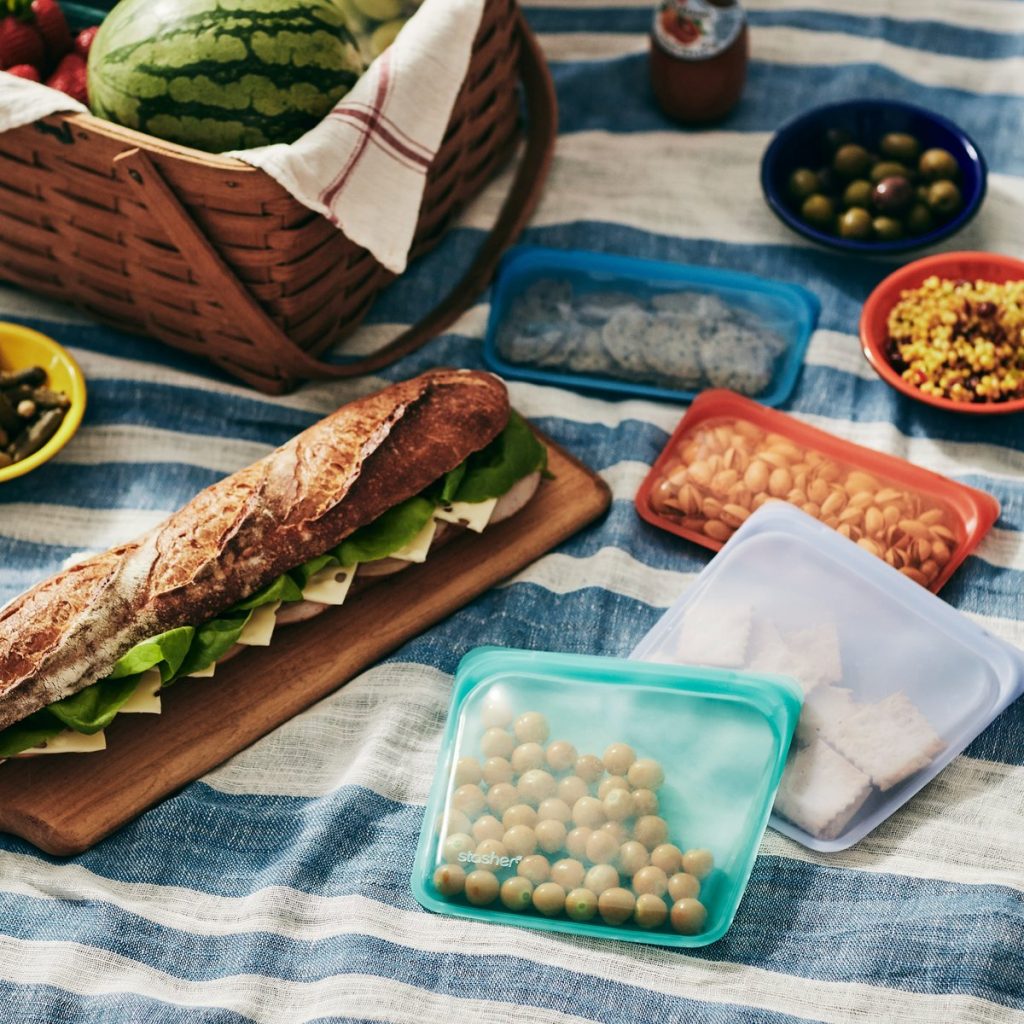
[500,875,534,912]
[454,757,482,787]
[471,815,505,843]
[482,756,513,787]
[535,818,567,854]
[518,855,550,885]
[503,825,538,858]
[602,743,636,776]
[598,887,636,926]
[452,784,486,818]
[565,826,593,860]
[557,775,589,806]
[433,863,466,897]
[634,815,669,850]
[574,754,605,784]
[502,804,538,830]
[584,863,620,896]
[565,887,598,922]
[514,711,550,744]
[670,897,708,935]
[481,727,515,759]
[550,858,586,890]
[511,742,546,774]
[572,796,607,828]
[545,740,578,773]
[682,848,715,880]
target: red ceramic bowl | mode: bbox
[860,251,1024,415]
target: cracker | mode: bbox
[676,600,752,668]
[746,620,841,695]
[828,691,944,791]
[795,685,856,745]
[783,622,843,691]
[774,738,872,840]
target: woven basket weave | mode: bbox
[0,0,556,393]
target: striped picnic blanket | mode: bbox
[1,2,1023,1021]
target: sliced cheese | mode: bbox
[188,661,217,678]
[300,562,356,605]
[388,518,437,564]
[434,497,498,534]
[119,668,163,714]
[19,729,107,757]
[237,600,281,647]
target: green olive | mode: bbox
[833,143,871,178]
[905,202,935,235]
[787,168,820,202]
[880,132,921,163]
[869,161,909,183]
[823,127,853,153]
[801,193,835,230]
[368,18,405,57]
[842,179,873,208]
[838,206,873,240]
[926,179,963,216]
[872,216,904,241]
[919,148,959,181]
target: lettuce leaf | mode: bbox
[451,411,548,503]
[233,574,302,611]
[0,710,64,758]
[289,553,337,589]
[47,675,142,735]
[172,611,248,682]
[338,496,435,565]
[107,626,196,683]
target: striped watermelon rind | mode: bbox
[87,0,366,153]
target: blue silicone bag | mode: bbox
[632,503,1024,852]
[412,647,801,947]
[483,246,820,406]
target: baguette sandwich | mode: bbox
[0,370,547,760]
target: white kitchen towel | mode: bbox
[0,0,485,274]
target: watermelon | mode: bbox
[87,0,366,153]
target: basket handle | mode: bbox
[115,10,557,389]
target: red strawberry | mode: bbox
[44,50,85,102]
[0,15,46,70]
[73,24,98,59]
[5,61,38,80]
[30,0,71,65]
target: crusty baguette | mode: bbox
[0,370,509,731]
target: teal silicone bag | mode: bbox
[412,647,802,947]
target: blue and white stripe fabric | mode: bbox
[2,2,1024,1021]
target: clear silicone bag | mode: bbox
[632,503,1024,852]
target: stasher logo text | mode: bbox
[458,850,523,869]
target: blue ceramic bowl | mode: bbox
[761,100,986,255]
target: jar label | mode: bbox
[653,0,745,61]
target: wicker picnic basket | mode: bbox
[0,0,556,393]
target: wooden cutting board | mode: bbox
[0,436,610,856]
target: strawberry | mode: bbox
[30,0,71,66]
[5,60,38,80]
[0,14,45,70]
[44,49,85,102]
[72,24,98,59]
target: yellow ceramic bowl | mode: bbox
[0,322,86,483]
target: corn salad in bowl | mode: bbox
[860,252,1024,415]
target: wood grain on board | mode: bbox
[0,436,610,856]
